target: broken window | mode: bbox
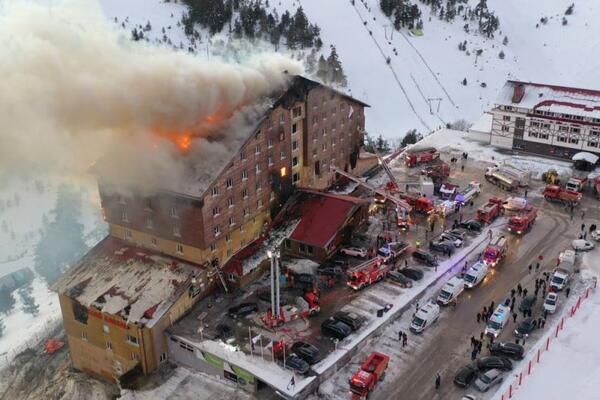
[73,301,88,324]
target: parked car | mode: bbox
[572,239,594,251]
[459,220,483,233]
[412,249,439,266]
[474,368,504,392]
[544,292,559,314]
[489,342,524,360]
[291,341,320,365]
[402,268,424,281]
[332,311,366,332]
[440,232,464,247]
[227,302,258,319]
[444,229,467,241]
[284,354,310,375]
[518,295,536,313]
[454,364,479,387]
[388,270,413,288]
[317,264,344,277]
[216,324,234,342]
[340,246,367,258]
[514,317,537,338]
[476,356,512,372]
[321,318,352,340]
[429,240,455,255]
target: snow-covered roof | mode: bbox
[572,152,599,164]
[496,81,600,118]
[52,237,204,327]
[469,113,492,133]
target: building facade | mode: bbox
[490,80,600,160]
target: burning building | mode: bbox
[53,75,368,382]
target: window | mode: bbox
[285,239,291,249]
[257,199,263,209]
[224,233,231,243]
[280,114,285,124]
[279,130,285,142]
[170,206,178,219]
[73,302,88,324]
[212,207,220,217]
[210,243,217,252]
[176,243,184,253]
[332,106,337,115]
[268,156,273,166]
[542,123,551,129]
[240,225,245,233]
[227,249,232,257]
[103,324,110,334]
[268,138,274,148]
[228,273,236,282]
[280,167,287,177]
[559,125,569,132]
[292,106,302,118]
[242,188,248,199]
[557,136,567,143]
[242,170,248,180]
[292,123,298,134]
[146,218,154,230]
[531,121,540,128]
[270,192,275,202]
[144,197,152,210]
[226,178,233,189]
[255,130,262,140]
[214,225,221,236]
[588,141,599,148]
[569,138,579,144]
[501,126,510,132]
[571,127,581,134]
[503,115,511,121]
[528,131,539,138]
[125,229,132,239]
[81,331,88,341]
[229,217,235,226]
[151,237,158,246]
[159,353,167,363]
[256,163,262,173]
[255,144,261,154]
[299,243,306,253]
[590,130,600,137]
[127,335,139,346]
[131,352,139,361]
[292,140,298,151]
[121,209,129,223]
[240,238,246,246]
[322,143,327,151]
[173,225,181,237]
[307,246,314,255]
[312,116,318,125]
[280,151,286,160]
[227,197,234,208]
[292,157,299,167]
[312,148,317,157]
[540,133,549,140]
[240,151,246,161]
[268,117,273,129]
[293,172,300,184]
[106,341,113,351]
[118,195,126,205]
[244,208,250,217]
[322,128,327,136]
[255,181,262,192]
[212,186,219,196]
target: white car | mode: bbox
[340,246,367,258]
[591,230,600,241]
[572,239,595,251]
[503,196,527,211]
[544,292,559,314]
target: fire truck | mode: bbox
[347,258,390,290]
[543,185,582,206]
[421,161,450,180]
[439,182,459,200]
[261,292,320,328]
[507,206,537,235]
[349,352,390,399]
[405,147,439,167]
[565,174,588,192]
[483,236,508,267]
[476,197,505,224]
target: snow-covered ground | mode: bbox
[0,174,106,366]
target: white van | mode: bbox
[484,304,511,338]
[437,276,464,306]
[410,301,440,334]
[463,261,489,289]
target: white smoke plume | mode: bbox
[0,0,303,191]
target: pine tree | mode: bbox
[306,49,317,74]
[565,3,574,15]
[462,78,468,85]
[503,35,509,45]
[380,0,395,17]
[498,50,505,59]
[19,285,39,316]
[316,55,329,83]
[562,17,568,25]
[0,287,15,315]
[327,46,347,87]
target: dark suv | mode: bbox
[291,341,320,365]
[454,363,478,387]
[518,295,537,313]
[332,311,366,332]
[429,240,455,255]
[459,220,483,233]
[402,268,424,281]
[476,356,513,372]
[227,302,258,319]
[412,249,439,266]
[321,318,352,340]
[284,354,310,375]
[489,342,524,360]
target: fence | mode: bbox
[494,278,597,400]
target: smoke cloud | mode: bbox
[0,0,303,191]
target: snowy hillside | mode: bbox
[98,0,600,140]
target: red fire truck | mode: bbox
[421,161,450,180]
[347,258,390,290]
[483,236,508,267]
[476,197,505,224]
[261,292,320,328]
[349,352,390,399]
[397,192,434,214]
[543,185,582,206]
[405,147,439,167]
[507,206,537,235]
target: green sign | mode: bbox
[202,352,224,369]
[231,365,255,384]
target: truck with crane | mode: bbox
[507,206,538,235]
[543,185,582,206]
[483,236,508,267]
[261,292,320,328]
[405,147,439,167]
[347,258,390,291]
[476,197,505,224]
[349,352,390,399]
[484,167,520,191]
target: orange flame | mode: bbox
[151,112,226,152]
